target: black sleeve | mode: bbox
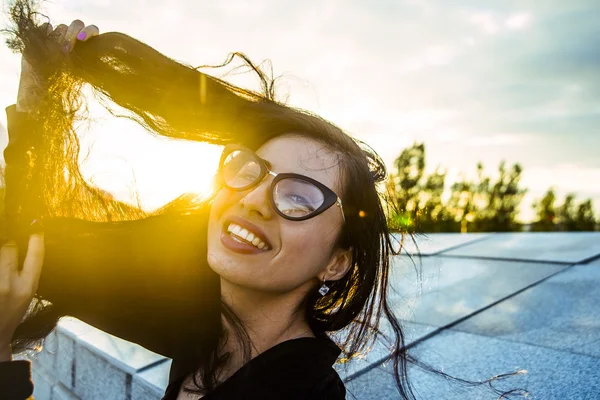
[0,360,34,400]
[4,105,222,359]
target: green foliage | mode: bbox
[387,143,597,233]
[531,189,556,231]
[532,190,597,231]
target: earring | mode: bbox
[318,280,330,296]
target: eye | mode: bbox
[287,194,315,211]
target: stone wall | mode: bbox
[24,317,171,400]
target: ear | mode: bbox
[319,247,353,282]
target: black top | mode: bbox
[0,105,346,399]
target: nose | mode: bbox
[239,176,274,219]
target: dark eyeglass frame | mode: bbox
[219,144,346,222]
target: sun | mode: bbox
[77,98,222,211]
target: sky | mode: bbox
[0,0,599,221]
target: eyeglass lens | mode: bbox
[221,149,326,218]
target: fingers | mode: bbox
[41,19,100,53]
[40,22,53,35]
[57,20,101,53]
[0,242,18,291]
[76,24,100,42]
[20,234,45,292]
[53,24,68,42]
[63,19,85,53]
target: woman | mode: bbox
[0,2,523,399]
[0,7,406,399]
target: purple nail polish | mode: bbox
[77,32,87,41]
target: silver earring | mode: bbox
[318,281,330,296]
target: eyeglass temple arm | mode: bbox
[336,198,346,223]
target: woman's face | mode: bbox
[207,135,346,294]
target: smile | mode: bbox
[226,223,269,250]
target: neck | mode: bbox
[219,278,315,356]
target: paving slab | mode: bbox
[441,232,600,264]
[52,384,80,400]
[346,329,600,399]
[133,359,172,399]
[31,361,55,400]
[397,233,492,256]
[334,320,438,380]
[73,346,128,400]
[452,260,600,358]
[388,256,567,327]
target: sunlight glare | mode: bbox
[77,89,221,211]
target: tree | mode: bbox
[386,143,426,232]
[532,189,557,231]
[445,161,525,232]
[485,161,526,232]
[446,175,477,233]
[557,194,577,231]
[387,143,593,233]
[574,199,597,231]
[418,169,457,232]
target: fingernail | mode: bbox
[77,32,87,41]
[63,42,71,53]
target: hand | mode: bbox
[16,20,100,112]
[0,235,45,361]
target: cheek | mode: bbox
[207,189,237,266]
[275,221,339,280]
[208,188,243,235]
[210,188,236,219]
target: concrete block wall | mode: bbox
[24,318,170,400]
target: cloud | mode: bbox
[506,12,532,30]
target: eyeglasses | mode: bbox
[219,145,345,222]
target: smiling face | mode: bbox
[207,135,348,294]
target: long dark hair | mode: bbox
[4,1,527,398]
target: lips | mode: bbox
[220,216,272,254]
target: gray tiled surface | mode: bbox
[73,346,129,400]
[453,261,600,358]
[31,363,55,400]
[398,232,492,255]
[55,331,76,389]
[131,377,164,400]
[442,232,600,263]
[388,256,567,326]
[133,360,172,399]
[334,320,437,380]
[53,384,81,400]
[346,329,600,400]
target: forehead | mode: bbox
[256,135,342,192]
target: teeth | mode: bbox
[226,223,268,250]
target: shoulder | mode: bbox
[242,336,346,399]
[171,336,347,400]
